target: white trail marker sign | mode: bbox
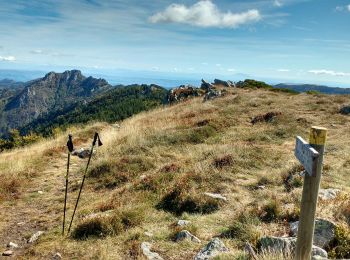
[295,136,320,177]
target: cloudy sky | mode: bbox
[0,0,349,86]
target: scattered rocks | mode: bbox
[72,148,92,159]
[340,105,350,115]
[177,220,191,227]
[289,219,336,248]
[52,252,62,260]
[28,231,44,243]
[194,238,228,260]
[2,250,13,256]
[7,242,19,249]
[167,85,199,103]
[203,89,223,101]
[175,230,201,243]
[318,188,340,200]
[259,236,327,258]
[251,112,282,124]
[141,242,164,260]
[204,192,227,201]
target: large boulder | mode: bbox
[259,236,327,259]
[340,105,350,115]
[203,89,223,102]
[167,85,199,103]
[289,219,336,248]
[194,238,228,260]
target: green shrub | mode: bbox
[327,226,350,259]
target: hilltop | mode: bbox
[0,86,349,259]
[0,70,111,136]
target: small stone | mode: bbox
[141,242,163,260]
[17,222,25,226]
[28,231,44,243]
[318,188,340,200]
[194,238,228,260]
[257,185,266,190]
[7,242,19,249]
[204,192,227,201]
[177,220,190,226]
[2,250,13,256]
[144,231,153,237]
[175,230,201,243]
[38,190,44,194]
[52,252,62,260]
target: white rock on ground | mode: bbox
[141,242,164,260]
[194,238,228,260]
[28,231,45,243]
[175,230,201,243]
[289,219,336,248]
[259,236,328,259]
[318,189,340,200]
[7,242,19,249]
[177,220,190,226]
[2,250,14,256]
[204,193,227,201]
[52,252,62,260]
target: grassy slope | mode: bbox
[0,88,349,259]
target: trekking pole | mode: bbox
[67,132,103,234]
[63,134,74,236]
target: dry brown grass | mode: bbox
[1,88,349,259]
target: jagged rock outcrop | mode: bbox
[213,79,236,88]
[200,79,214,91]
[340,105,350,115]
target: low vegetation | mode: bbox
[0,87,349,259]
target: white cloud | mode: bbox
[216,63,221,67]
[308,69,350,77]
[0,56,16,61]
[277,69,290,72]
[149,0,261,28]
[31,49,43,54]
[273,0,283,7]
[227,68,236,72]
[335,5,350,12]
[348,4,350,11]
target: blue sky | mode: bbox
[0,0,349,86]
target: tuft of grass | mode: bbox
[213,155,234,169]
[258,199,283,222]
[72,208,144,240]
[221,212,261,247]
[157,182,222,215]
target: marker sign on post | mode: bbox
[295,136,320,177]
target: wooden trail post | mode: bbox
[295,126,328,260]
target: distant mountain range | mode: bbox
[274,83,350,95]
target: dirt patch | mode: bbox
[251,112,282,124]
